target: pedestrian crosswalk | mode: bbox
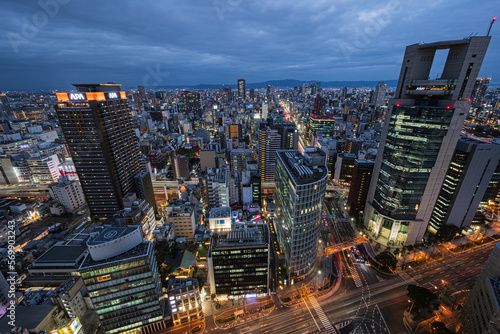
[309,296,338,334]
[348,264,362,287]
[335,320,351,330]
[202,300,213,316]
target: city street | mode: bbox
[162,198,497,334]
[402,239,497,295]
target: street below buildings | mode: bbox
[181,197,498,334]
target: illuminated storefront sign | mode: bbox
[49,317,81,334]
[56,91,126,102]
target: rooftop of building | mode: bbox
[338,152,357,159]
[50,176,75,187]
[209,207,231,219]
[167,277,199,292]
[178,250,196,270]
[277,150,328,185]
[113,199,150,219]
[167,202,194,215]
[355,159,375,165]
[415,37,479,49]
[207,167,228,183]
[459,133,500,146]
[310,114,335,120]
[230,148,253,154]
[210,223,269,250]
[33,245,87,265]
[80,241,150,269]
[55,276,81,295]
[0,304,56,332]
[87,226,138,246]
[72,83,122,92]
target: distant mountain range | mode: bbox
[155,79,400,90]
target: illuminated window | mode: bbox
[97,274,111,282]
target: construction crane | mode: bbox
[487,16,497,36]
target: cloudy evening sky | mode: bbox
[1,0,498,90]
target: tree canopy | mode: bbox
[407,284,439,309]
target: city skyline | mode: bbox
[2,2,500,334]
[1,0,499,90]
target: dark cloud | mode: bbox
[1,0,498,90]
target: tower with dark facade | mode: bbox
[55,83,147,221]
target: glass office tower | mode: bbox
[364,36,491,246]
[79,226,163,334]
[275,149,327,282]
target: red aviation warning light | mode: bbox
[487,16,497,36]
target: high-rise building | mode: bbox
[345,138,363,155]
[229,148,253,176]
[222,87,232,103]
[208,223,270,298]
[371,82,387,108]
[206,167,229,208]
[275,149,327,281]
[249,88,255,100]
[273,122,299,150]
[52,277,88,320]
[315,82,321,95]
[0,94,13,120]
[313,94,323,114]
[199,149,217,171]
[55,84,145,221]
[262,103,268,119]
[428,136,500,232]
[181,91,201,118]
[347,160,375,216]
[470,77,491,108]
[166,278,203,327]
[112,194,157,241]
[479,160,500,208]
[364,36,491,246]
[229,171,241,205]
[165,201,196,238]
[226,124,242,139]
[49,177,86,213]
[266,85,271,101]
[134,172,157,214]
[154,91,166,100]
[458,242,500,334]
[257,125,281,182]
[27,153,61,183]
[79,226,164,334]
[334,152,356,186]
[137,85,146,105]
[308,114,335,140]
[0,156,22,185]
[237,79,246,99]
[251,174,261,205]
[172,155,189,180]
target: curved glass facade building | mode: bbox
[275,149,327,282]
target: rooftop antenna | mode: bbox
[487,16,497,36]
